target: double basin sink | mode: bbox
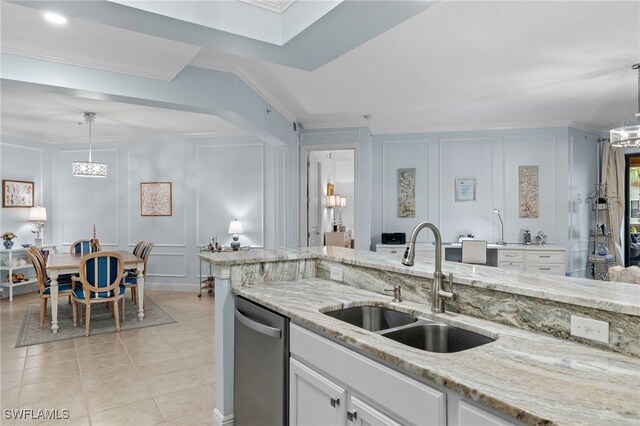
[324,305,494,353]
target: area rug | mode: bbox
[15,297,176,347]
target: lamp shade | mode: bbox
[340,196,347,208]
[29,207,47,222]
[327,195,339,208]
[228,219,244,234]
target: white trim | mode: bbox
[0,142,45,206]
[240,0,295,14]
[1,37,194,81]
[146,253,186,278]
[213,409,234,426]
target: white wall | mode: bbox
[28,135,286,290]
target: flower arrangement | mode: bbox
[90,225,99,249]
[1,232,17,241]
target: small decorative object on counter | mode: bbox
[2,232,17,249]
[523,230,531,245]
[596,242,609,256]
[90,225,100,251]
[458,233,475,242]
[535,231,546,245]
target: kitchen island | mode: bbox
[201,247,640,426]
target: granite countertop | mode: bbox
[200,247,640,316]
[232,278,640,426]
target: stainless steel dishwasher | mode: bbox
[234,296,289,425]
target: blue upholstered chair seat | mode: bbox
[42,283,74,295]
[124,275,138,284]
[73,284,125,299]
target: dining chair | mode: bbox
[26,247,76,328]
[70,239,102,255]
[461,240,488,265]
[124,242,154,304]
[71,252,126,337]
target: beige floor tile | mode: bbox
[18,375,83,407]
[19,391,88,420]
[181,350,214,369]
[1,357,26,374]
[134,355,187,378]
[40,415,90,426]
[127,345,180,363]
[1,386,20,410]
[1,347,28,361]
[162,411,214,426]
[21,360,80,387]
[119,335,168,350]
[81,368,144,392]
[84,380,150,413]
[1,370,23,391]
[26,340,76,357]
[77,350,132,371]
[75,340,125,359]
[152,384,214,422]
[23,348,78,370]
[79,363,138,387]
[90,398,164,426]
[143,368,204,398]
[73,332,120,348]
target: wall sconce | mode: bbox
[29,206,47,246]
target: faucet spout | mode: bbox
[401,222,453,313]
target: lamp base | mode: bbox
[231,235,240,251]
[34,238,43,247]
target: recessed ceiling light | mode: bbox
[43,12,67,25]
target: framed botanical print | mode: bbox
[2,179,34,208]
[140,182,172,216]
[455,178,476,202]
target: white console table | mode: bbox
[1,245,58,301]
[376,243,566,276]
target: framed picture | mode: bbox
[2,179,34,208]
[397,168,416,218]
[455,178,476,202]
[632,200,639,218]
[140,182,172,216]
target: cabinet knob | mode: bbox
[330,397,340,407]
[347,409,358,421]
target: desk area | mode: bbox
[376,243,566,275]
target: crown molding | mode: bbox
[1,38,194,81]
[189,59,298,124]
[240,0,296,14]
[567,121,608,136]
[0,127,247,144]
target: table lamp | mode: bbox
[29,206,47,246]
[228,219,244,251]
[493,208,505,245]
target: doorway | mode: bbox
[301,148,356,248]
[625,154,640,266]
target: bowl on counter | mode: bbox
[21,243,31,248]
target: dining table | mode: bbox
[45,250,146,333]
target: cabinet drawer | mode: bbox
[291,324,446,426]
[497,261,524,272]
[376,246,405,255]
[525,251,564,264]
[458,400,518,426]
[526,264,564,275]
[498,250,523,262]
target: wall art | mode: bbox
[455,178,476,202]
[140,182,172,216]
[519,166,539,218]
[397,168,416,218]
[2,179,34,208]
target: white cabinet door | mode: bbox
[290,358,346,426]
[458,401,518,426]
[349,396,402,426]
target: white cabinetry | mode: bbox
[290,324,446,426]
[0,245,57,301]
[497,248,565,275]
[290,358,346,426]
[497,250,524,272]
[457,401,516,426]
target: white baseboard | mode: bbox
[143,282,200,292]
[213,408,234,426]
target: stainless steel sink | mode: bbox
[323,305,418,331]
[381,323,494,353]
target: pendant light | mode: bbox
[72,112,107,177]
[610,63,640,148]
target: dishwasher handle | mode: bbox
[235,308,282,339]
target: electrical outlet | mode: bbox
[571,315,609,344]
[330,266,343,282]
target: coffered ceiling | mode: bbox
[1,0,638,140]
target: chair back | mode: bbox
[132,241,146,257]
[70,240,102,255]
[26,247,47,294]
[140,243,154,277]
[77,252,124,298]
[461,240,487,265]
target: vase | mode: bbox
[596,242,608,256]
[3,240,14,249]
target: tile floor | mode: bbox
[1,291,215,425]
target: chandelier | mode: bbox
[72,112,107,178]
[610,63,640,148]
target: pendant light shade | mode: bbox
[72,112,107,178]
[610,63,640,148]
